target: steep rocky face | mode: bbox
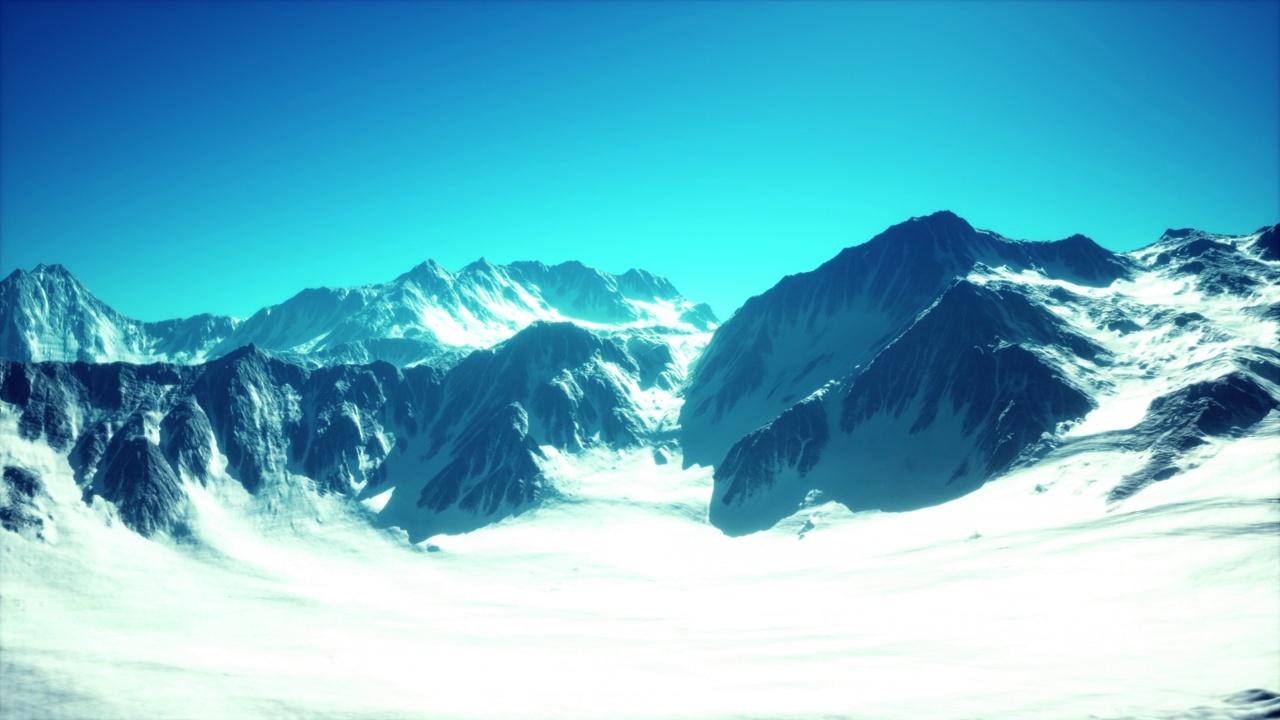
[382,321,665,538]
[160,398,216,484]
[680,211,1129,470]
[837,281,1099,473]
[1254,225,1279,261]
[690,213,1276,535]
[191,347,309,493]
[0,264,237,364]
[93,415,186,537]
[0,320,682,539]
[709,281,1101,535]
[1109,356,1280,501]
[0,351,429,535]
[714,395,829,518]
[436,321,643,449]
[418,403,547,517]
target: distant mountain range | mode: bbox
[2,212,1276,541]
[0,259,718,368]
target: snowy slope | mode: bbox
[0,260,715,368]
[1,409,1276,719]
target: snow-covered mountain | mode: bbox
[4,213,1277,541]
[3,213,1278,719]
[0,264,238,365]
[684,211,1279,533]
[0,319,699,540]
[0,259,717,367]
[211,259,716,367]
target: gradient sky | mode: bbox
[2,1,1277,322]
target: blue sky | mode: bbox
[2,1,1277,321]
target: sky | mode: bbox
[1,1,1277,322]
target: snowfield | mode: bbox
[2,426,1277,719]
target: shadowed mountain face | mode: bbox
[679,211,1131,470]
[707,280,1104,535]
[686,212,1278,535]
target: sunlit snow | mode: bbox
[2,411,1277,719]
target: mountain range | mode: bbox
[0,259,717,368]
[2,212,1277,541]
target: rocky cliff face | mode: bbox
[0,319,690,538]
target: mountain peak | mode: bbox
[31,263,74,277]
[910,209,976,233]
[397,259,453,286]
[463,258,498,274]
[1161,228,1197,240]
[13,263,82,287]
[914,209,967,223]
[617,268,680,301]
[867,210,981,253]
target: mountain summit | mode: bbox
[683,212,1277,533]
[0,264,237,365]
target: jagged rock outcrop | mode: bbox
[1,466,48,537]
[1109,357,1280,501]
[384,321,662,538]
[0,320,676,538]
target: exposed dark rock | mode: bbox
[682,211,1129,470]
[1,466,46,536]
[160,398,215,485]
[1110,371,1279,501]
[0,361,76,452]
[710,280,1099,534]
[92,415,185,536]
[713,395,829,532]
[625,335,678,391]
[840,282,1098,472]
[418,403,546,523]
[435,322,643,456]
[1254,224,1279,261]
